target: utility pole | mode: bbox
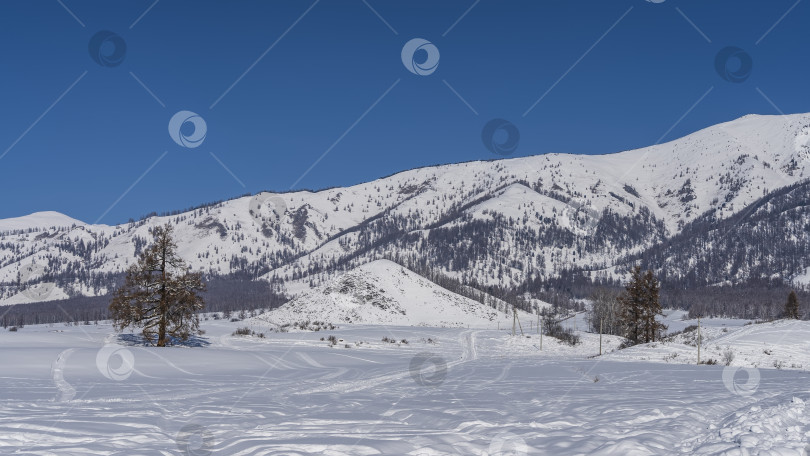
[697,315,701,364]
[537,312,540,334]
[516,308,524,336]
[512,304,524,336]
[599,318,602,356]
[539,316,543,350]
[512,305,516,336]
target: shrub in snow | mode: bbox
[233,327,252,336]
[618,338,636,349]
[545,319,580,346]
[232,327,264,338]
[722,348,735,366]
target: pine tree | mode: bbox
[618,266,645,345]
[785,290,800,319]
[109,224,206,346]
[641,269,667,342]
[618,266,666,345]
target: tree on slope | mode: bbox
[785,290,800,320]
[109,224,206,347]
[618,266,666,345]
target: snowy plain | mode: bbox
[2,313,810,455]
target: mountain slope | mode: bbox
[252,260,527,328]
[2,113,810,304]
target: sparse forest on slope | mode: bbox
[2,113,810,321]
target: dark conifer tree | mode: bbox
[618,266,645,345]
[641,269,667,342]
[109,224,205,346]
[618,266,666,345]
[785,290,800,319]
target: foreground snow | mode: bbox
[1,318,810,455]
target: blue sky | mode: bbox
[0,0,807,224]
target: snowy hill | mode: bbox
[0,211,85,233]
[252,260,528,328]
[603,319,810,371]
[3,113,810,303]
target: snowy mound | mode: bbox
[254,260,515,328]
[604,319,810,370]
[686,397,810,454]
[0,285,69,305]
[0,211,85,233]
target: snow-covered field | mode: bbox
[2,316,810,455]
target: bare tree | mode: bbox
[109,224,205,346]
[588,287,622,335]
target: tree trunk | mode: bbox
[158,315,167,346]
[157,240,168,347]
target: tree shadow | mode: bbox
[117,333,211,348]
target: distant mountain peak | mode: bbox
[0,211,86,233]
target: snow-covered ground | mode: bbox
[605,319,810,371]
[3,316,810,455]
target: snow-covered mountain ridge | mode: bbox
[3,113,810,303]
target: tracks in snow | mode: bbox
[296,329,480,395]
